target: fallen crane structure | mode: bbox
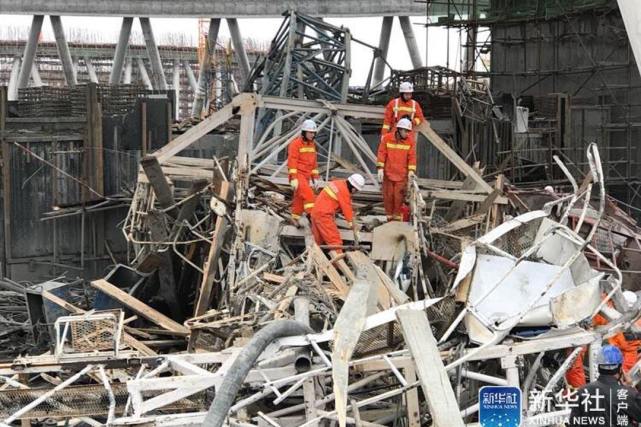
[1,91,641,427]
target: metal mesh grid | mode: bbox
[69,317,120,352]
[483,217,543,259]
[0,384,203,419]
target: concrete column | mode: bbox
[50,16,77,86]
[7,57,21,100]
[30,64,43,87]
[72,56,79,82]
[183,61,197,91]
[192,18,221,118]
[123,57,132,84]
[172,60,181,120]
[137,58,153,90]
[139,17,167,90]
[109,17,133,84]
[85,56,98,83]
[372,16,393,87]
[226,18,251,85]
[398,16,423,69]
[17,15,44,89]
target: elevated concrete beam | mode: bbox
[137,58,153,90]
[30,64,43,87]
[226,18,250,85]
[0,1,431,17]
[398,16,423,69]
[372,16,393,87]
[17,15,44,89]
[50,15,77,85]
[140,17,167,90]
[7,57,21,100]
[85,56,98,83]
[109,17,133,84]
[123,57,133,84]
[192,18,221,118]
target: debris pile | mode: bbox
[2,93,641,427]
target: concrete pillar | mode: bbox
[123,57,132,84]
[7,57,21,100]
[85,56,98,83]
[139,17,167,90]
[109,17,133,84]
[183,61,197,91]
[372,16,393,87]
[50,16,77,86]
[72,56,79,83]
[137,58,153,90]
[17,15,44,89]
[30,64,43,87]
[226,18,251,85]
[172,60,181,120]
[398,16,423,69]
[192,18,221,118]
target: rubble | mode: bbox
[1,85,641,427]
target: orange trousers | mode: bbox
[291,178,315,219]
[311,214,343,252]
[565,347,587,388]
[383,178,407,221]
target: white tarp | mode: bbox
[618,0,641,78]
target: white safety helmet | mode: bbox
[301,119,318,133]
[623,290,638,309]
[396,118,412,131]
[348,173,365,191]
[399,81,414,93]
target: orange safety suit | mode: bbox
[565,313,641,387]
[376,132,417,221]
[287,136,320,220]
[310,179,354,253]
[381,97,425,137]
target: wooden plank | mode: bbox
[416,121,492,193]
[141,155,175,210]
[345,251,393,309]
[396,310,464,427]
[429,191,506,204]
[42,290,156,356]
[309,243,349,297]
[90,279,189,335]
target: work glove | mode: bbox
[408,170,415,180]
[377,169,384,183]
[312,179,320,192]
[353,226,361,246]
[290,179,299,191]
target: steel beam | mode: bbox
[139,17,167,90]
[17,15,44,89]
[372,16,393,87]
[192,18,221,118]
[226,18,251,85]
[137,58,153,90]
[50,16,77,86]
[85,56,98,83]
[109,17,133,84]
[398,16,423,69]
[7,57,20,101]
[0,1,431,17]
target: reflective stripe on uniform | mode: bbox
[304,202,315,210]
[311,169,319,174]
[382,124,390,130]
[395,106,415,113]
[299,147,316,153]
[408,165,416,171]
[377,162,385,167]
[292,214,301,219]
[289,168,297,173]
[413,117,420,125]
[324,186,338,201]
[386,143,411,150]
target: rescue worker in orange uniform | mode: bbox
[310,174,365,253]
[565,291,641,388]
[381,81,425,138]
[376,118,417,221]
[288,119,320,225]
